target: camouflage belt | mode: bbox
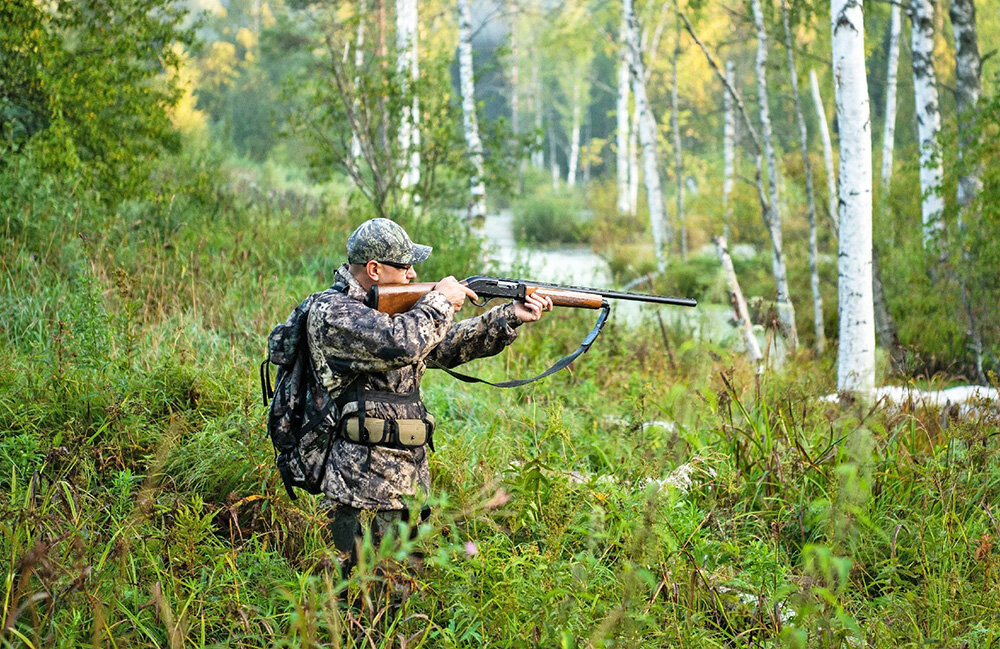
[341,414,435,448]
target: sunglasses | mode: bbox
[379,260,413,272]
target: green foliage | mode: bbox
[511,190,592,245]
[0,0,194,201]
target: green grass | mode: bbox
[2,153,1000,648]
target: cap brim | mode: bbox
[405,243,432,264]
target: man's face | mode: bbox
[374,261,417,285]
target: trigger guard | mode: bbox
[470,296,489,307]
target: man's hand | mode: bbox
[513,292,553,323]
[433,276,478,312]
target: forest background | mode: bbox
[2,0,1000,646]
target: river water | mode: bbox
[475,210,751,351]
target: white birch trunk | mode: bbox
[752,0,796,350]
[351,5,366,161]
[810,69,838,232]
[567,77,582,187]
[457,0,487,219]
[781,0,824,355]
[629,101,640,215]
[531,54,544,169]
[880,3,902,191]
[909,0,944,248]
[716,236,764,370]
[624,0,668,271]
[510,16,519,138]
[950,0,982,211]
[832,0,875,395]
[616,36,631,214]
[722,61,736,229]
[396,0,420,198]
[671,17,685,259]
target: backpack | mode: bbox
[260,281,353,500]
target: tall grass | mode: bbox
[2,152,999,648]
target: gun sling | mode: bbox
[428,301,611,388]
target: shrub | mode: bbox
[511,191,592,245]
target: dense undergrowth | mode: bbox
[2,153,1000,648]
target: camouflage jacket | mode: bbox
[306,264,521,510]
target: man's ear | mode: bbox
[365,260,380,282]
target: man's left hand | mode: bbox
[513,293,553,323]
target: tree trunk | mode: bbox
[616,33,631,215]
[457,0,487,220]
[832,0,876,395]
[567,77,582,187]
[874,5,906,375]
[722,60,736,233]
[781,0,824,355]
[752,0,797,351]
[510,14,519,138]
[624,0,669,272]
[809,69,838,232]
[351,3,366,161]
[880,3,902,190]
[950,0,985,382]
[671,10,685,259]
[910,0,945,248]
[531,52,543,169]
[716,235,764,371]
[396,0,420,201]
[950,0,982,212]
[629,100,640,215]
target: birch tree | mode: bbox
[624,0,669,272]
[781,0,823,354]
[950,0,985,381]
[880,3,902,190]
[950,0,982,213]
[670,9,686,259]
[832,0,875,395]
[722,60,736,232]
[456,0,486,219]
[752,0,797,351]
[910,0,944,248]
[396,0,420,200]
[616,29,631,214]
[875,6,906,374]
[810,69,838,231]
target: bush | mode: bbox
[511,191,592,245]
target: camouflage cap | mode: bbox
[346,218,432,265]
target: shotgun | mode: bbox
[364,275,697,315]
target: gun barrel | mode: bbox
[518,279,697,308]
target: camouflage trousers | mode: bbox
[327,504,430,577]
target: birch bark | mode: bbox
[531,52,543,169]
[457,0,487,219]
[671,13,685,259]
[810,69,838,232]
[567,77,582,187]
[716,236,764,371]
[351,3,366,161]
[950,0,982,211]
[832,0,876,395]
[616,31,631,214]
[722,60,736,231]
[396,0,420,199]
[909,0,945,248]
[781,0,823,355]
[624,0,668,271]
[752,0,797,351]
[880,4,902,189]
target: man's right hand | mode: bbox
[433,276,478,312]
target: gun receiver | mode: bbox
[365,275,697,315]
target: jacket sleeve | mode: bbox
[426,302,521,369]
[307,290,455,375]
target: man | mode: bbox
[306,218,552,572]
